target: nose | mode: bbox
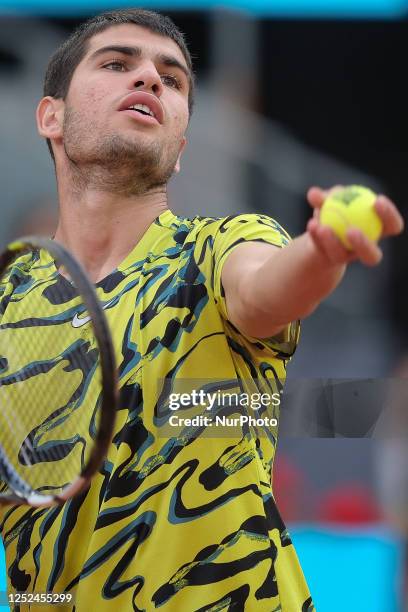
[130,63,163,97]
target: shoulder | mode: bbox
[170,211,291,247]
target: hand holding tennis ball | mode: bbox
[306,184,404,267]
[320,185,382,250]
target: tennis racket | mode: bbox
[0,236,118,507]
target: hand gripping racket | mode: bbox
[0,236,118,507]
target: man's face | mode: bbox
[56,24,190,189]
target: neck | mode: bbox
[54,171,169,283]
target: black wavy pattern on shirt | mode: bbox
[64,511,156,593]
[194,584,250,611]
[7,508,51,592]
[198,441,254,490]
[15,343,98,466]
[152,515,276,606]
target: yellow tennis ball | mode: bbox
[320,185,383,250]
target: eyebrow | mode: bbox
[87,44,191,82]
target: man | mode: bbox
[0,8,403,612]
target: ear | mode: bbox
[36,96,64,142]
[174,137,187,174]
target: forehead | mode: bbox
[84,24,187,66]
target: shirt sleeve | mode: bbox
[212,213,300,359]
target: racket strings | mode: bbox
[0,265,103,498]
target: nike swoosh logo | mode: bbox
[72,299,116,328]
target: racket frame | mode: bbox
[0,236,118,507]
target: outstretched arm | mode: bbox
[222,186,404,339]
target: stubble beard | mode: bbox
[62,106,182,196]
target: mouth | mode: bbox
[120,108,159,126]
[118,92,164,125]
[126,103,157,119]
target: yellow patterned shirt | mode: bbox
[0,210,314,611]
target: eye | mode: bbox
[103,59,126,71]
[161,74,181,89]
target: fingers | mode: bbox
[375,194,405,237]
[307,185,344,210]
[307,217,383,267]
[307,217,357,265]
[306,187,324,209]
[345,228,383,266]
[307,187,405,237]
[306,186,404,267]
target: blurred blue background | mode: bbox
[1,0,408,18]
[0,0,407,610]
[290,525,405,611]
